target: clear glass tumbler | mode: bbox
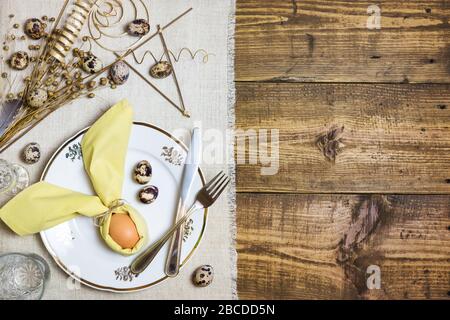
[0,253,50,300]
[0,159,29,195]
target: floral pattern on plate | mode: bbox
[161,146,183,166]
[114,266,138,282]
[183,218,194,242]
[65,143,82,162]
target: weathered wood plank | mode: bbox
[237,193,450,300]
[236,0,450,82]
[236,82,450,193]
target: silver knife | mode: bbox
[165,127,202,277]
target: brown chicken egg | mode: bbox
[109,213,140,249]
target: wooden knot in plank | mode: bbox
[316,125,345,162]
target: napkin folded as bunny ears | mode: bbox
[0,100,147,255]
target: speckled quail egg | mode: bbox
[149,61,173,79]
[81,54,103,74]
[134,160,152,184]
[127,19,150,36]
[27,88,48,108]
[110,61,130,85]
[23,143,41,164]
[9,51,29,70]
[24,18,46,40]
[193,265,214,287]
[138,185,158,204]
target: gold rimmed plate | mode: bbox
[40,122,207,292]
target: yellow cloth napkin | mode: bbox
[0,100,147,255]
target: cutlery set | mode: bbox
[130,128,229,276]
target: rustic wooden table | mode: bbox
[235,0,450,299]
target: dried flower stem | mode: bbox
[0,6,193,152]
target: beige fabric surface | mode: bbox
[0,0,236,299]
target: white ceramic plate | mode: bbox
[40,122,207,292]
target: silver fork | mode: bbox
[130,171,230,274]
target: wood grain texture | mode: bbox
[236,0,450,82]
[234,0,450,301]
[237,193,450,300]
[236,82,450,193]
